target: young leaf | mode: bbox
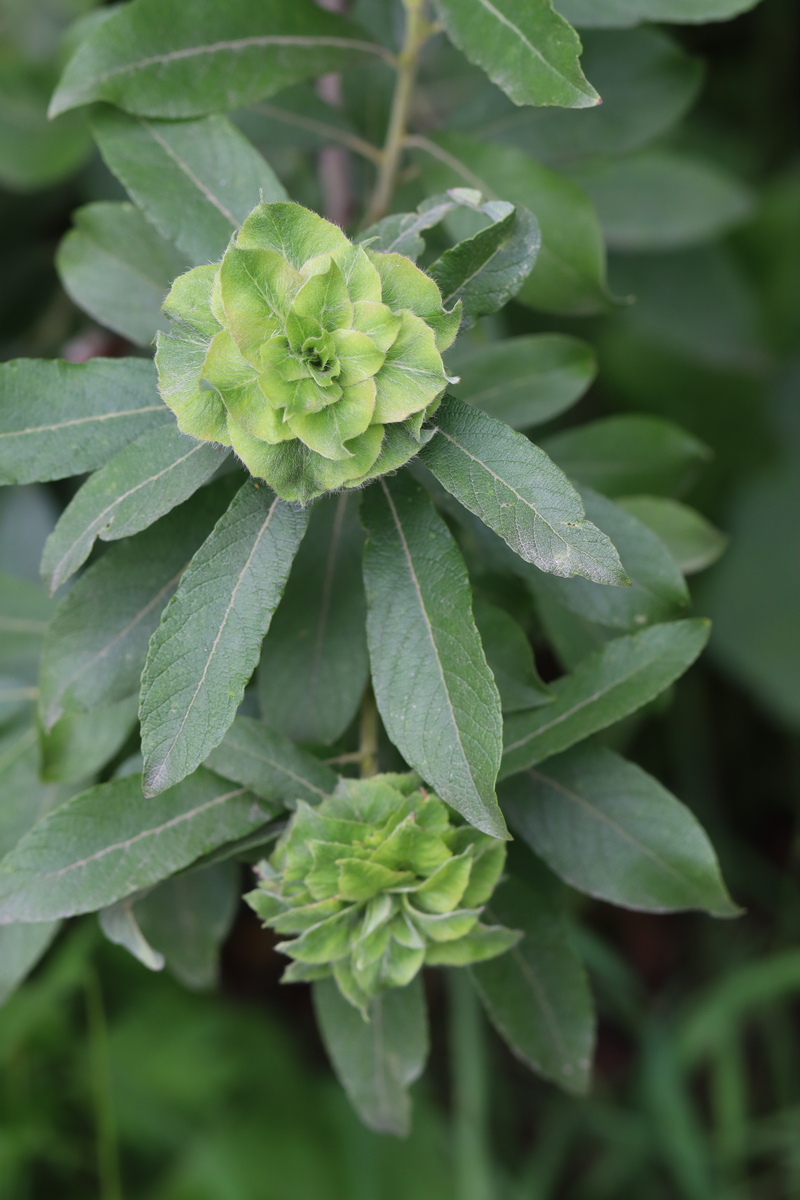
[0,768,270,923]
[0,358,169,485]
[39,479,239,728]
[312,975,428,1137]
[358,192,469,260]
[50,0,387,119]
[419,395,628,586]
[528,487,689,632]
[41,426,229,595]
[39,696,139,784]
[566,148,751,252]
[501,618,710,777]
[433,0,599,109]
[91,108,287,266]
[204,715,337,808]
[56,201,187,347]
[445,333,596,429]
[418,134,612,315]
[541,414,711,497]
[428,202,540,325]
[361,474,506,839]
[502,744,739,916]
[472,599,552,713]
[471,864,595,1093]
[0,921,61,1006]
[141,481,308,796]
[258,493,368,745]
[615,496,728,575]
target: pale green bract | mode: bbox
[246,773,520,1016]
[155,201,461,503]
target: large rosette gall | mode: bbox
[155,202,461,503]
[245,773,520,1017]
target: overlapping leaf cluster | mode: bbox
[246,773,519,1013]
[157,202,460,502]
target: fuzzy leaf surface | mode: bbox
[141,481,308,796]
[50,0,386,118]
[433,0,599,109]
[91,108,287,265]
[258,493,368,745]
[503,744,739,915]
[420,396,627,586]
[501,619,710,777]
[312,975,428,1136]
[0,358,169,485]
[0,768,269,923]
[361,474,506,839]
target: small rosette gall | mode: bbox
[246,773,520,1016]
[155,201,462,502]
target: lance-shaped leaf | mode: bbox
[39,696,139,784]
[39,478,239,728]
[472,863,595,1094]
[141,481,308,796]
[555,0,762,29]
[41,426,229,595]
[0,358,169,485]
[91,108,287,266]
[501,618,710,777]
[361,474,506,839]
[0,768,269,924]
[433,0,599,108]
[502,745,739,916]
[0,571,53,679]
[473,598,552,713]
[50,0,388,119]
[420,396,627,586]
[527,487,689,632]
[56,201,187,346]
[258,493,368,745]
[446,333,595,430]
[616,496,728,576]
[0,922,62,1006]
[0,724,74,860]
[429,202,540,326]
[205,715,337,808]
[313,975,428,1136]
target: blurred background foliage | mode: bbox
[0,0,799,1196]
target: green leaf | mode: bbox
[41,426,229,595]
[472,864,594,1093]
[204,715,337,809]
[0,60,89,190]
[616,496,728,576]
[258,493,368,745]
[566,149,752,252]
[0,724,73,860]
[0,570,53,679]
[50,0,387,118]
[502,744,739,916]
[432,0,599,109]
[473,599,552,713]
[528,488,689,632]
[0,767,270,923]
[420,396,627,586]
[0,921,61,1007]
[429,202,540,325]
[91,107,287,266]
[99,898,165,972]
[501,619,710,777]
[141,481,308,796]
[39,696,139,784]
[312,975,428,1137]
[358,192,470,260]
[0,358,170,485]
[541,415,712,497]
[39,479,238,728]
[361,474,505,839]
[135,861,239,988]
[418,133,611,315]
[471,28,703,164]
[445,333,596,429]
[56,201,188,347]
[554,0,761,28]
